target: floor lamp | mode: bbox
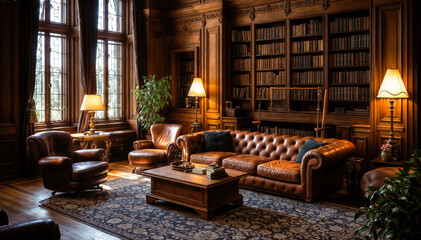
[188,77,206,133]
[377,69,409,160]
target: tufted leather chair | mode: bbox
[177,130,356,202]
[0,208,61,240]
[27,131,108,195]
[128,124,182,172]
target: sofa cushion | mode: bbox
[203,131,233,152]
[296,138,328,163]
[222,154,274,175]
[190,152,240,165]
[72,161,109,181]
[257,160,301,183]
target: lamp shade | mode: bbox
[377,69,409,99]
[188,78,206,97]
[80,95,106,111]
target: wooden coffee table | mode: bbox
[141,165,247,220]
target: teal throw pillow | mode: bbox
[296,138,328,163]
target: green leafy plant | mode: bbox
[132,75,172,130]
[355,149,421,240]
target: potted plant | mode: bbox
[354,149,421,240]
[380,143,393,162]
[132,75,172,131]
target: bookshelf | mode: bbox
[328,11,370,115]
[231,26,252,111]
[172,48,198,110]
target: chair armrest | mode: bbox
[74,149,105,162]
[301,139,356,172]
[39,156,72,170]
[133,140,153,150]
[0,219,61,240]
[0,209,8,226]
[166,142,181,164]
[175,132,205,162]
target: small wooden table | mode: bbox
[71,131,111,162]
[141,166,247,220]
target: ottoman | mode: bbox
[128,149,167,172]
[360,167,400,194]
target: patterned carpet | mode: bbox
[40,175,364,240]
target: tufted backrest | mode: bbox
[27,131,74,162]
[229,130,338,162]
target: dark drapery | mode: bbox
[77,0,99,133]
[20,0,40,177]
[133,0,146,139]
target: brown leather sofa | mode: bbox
[128,124,182,171]
[0,208,60,240]
[176,130,356,202]
[27,131,109,195]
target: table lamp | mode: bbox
[80,94,106,135]
[188,77,206,133]
[377,69,409,159]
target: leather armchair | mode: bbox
[128,124,182,172]
[0,208,61,240]
[27,131,109,195]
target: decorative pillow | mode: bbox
[203,131,234,152]
[296,138,328,163]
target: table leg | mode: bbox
[104,138,111,162]
[194,209,213,220]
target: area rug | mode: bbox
[39,176,364,240]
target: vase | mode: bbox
[381,151,392,162]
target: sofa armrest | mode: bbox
[133,140,153,150]
[166,142,181,164]
[0,219,61,240]
[301,139,356,171]
[176,132,205,162]
[74,149,105,162]
[0,209,8,226]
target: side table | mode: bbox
[71,132,111,162]
[370,157,407,168]
[345,157,365,199]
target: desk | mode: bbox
[71,132,111,162]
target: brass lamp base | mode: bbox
[85,111,99,135]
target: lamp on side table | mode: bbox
[80,94,106,135]
[376,69,409,161]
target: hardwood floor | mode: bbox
[0,160,363,239]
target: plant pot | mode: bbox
[381,151,392,162]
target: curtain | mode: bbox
[77,0,99,133]
[20,0,40,177]
[132,0,146,139]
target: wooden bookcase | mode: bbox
[228,10,370,134]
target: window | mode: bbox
[96,0,124,120]
[35,0,68,124]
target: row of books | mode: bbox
[232,58,251,71]
[180,60,194,72]
[256,71,286,85]
[332,106,370,115]
[329,86,369,101]
[291,89,318,101]
[233,44,250,57]
[192,165,228,179]
[259,126,315,137]
[330,34,369,50]
[256,87,270,99]
[291,71,323,85]
[292,39,323,53]
[271,89,287,100]
[329,16,369,33]
[179,73,194,85]
[233,86,250,99]
[329,70,370,84]
[292,19,323,37]
[292,55,323,68]
[232,29,251,42]
[329,52,369,67]
[256,25,286,40]
[232,73,250,85]
[270,101,287,112]
[256,42,285,55]
[256,57,285,70]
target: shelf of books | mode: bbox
[328,10,370,115]
[290,16,324,112]
[255,22,286,111]
[177,51,195,108]
[231,26,252,111]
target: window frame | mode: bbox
[96,0,126,122]
[35,0,70,128]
